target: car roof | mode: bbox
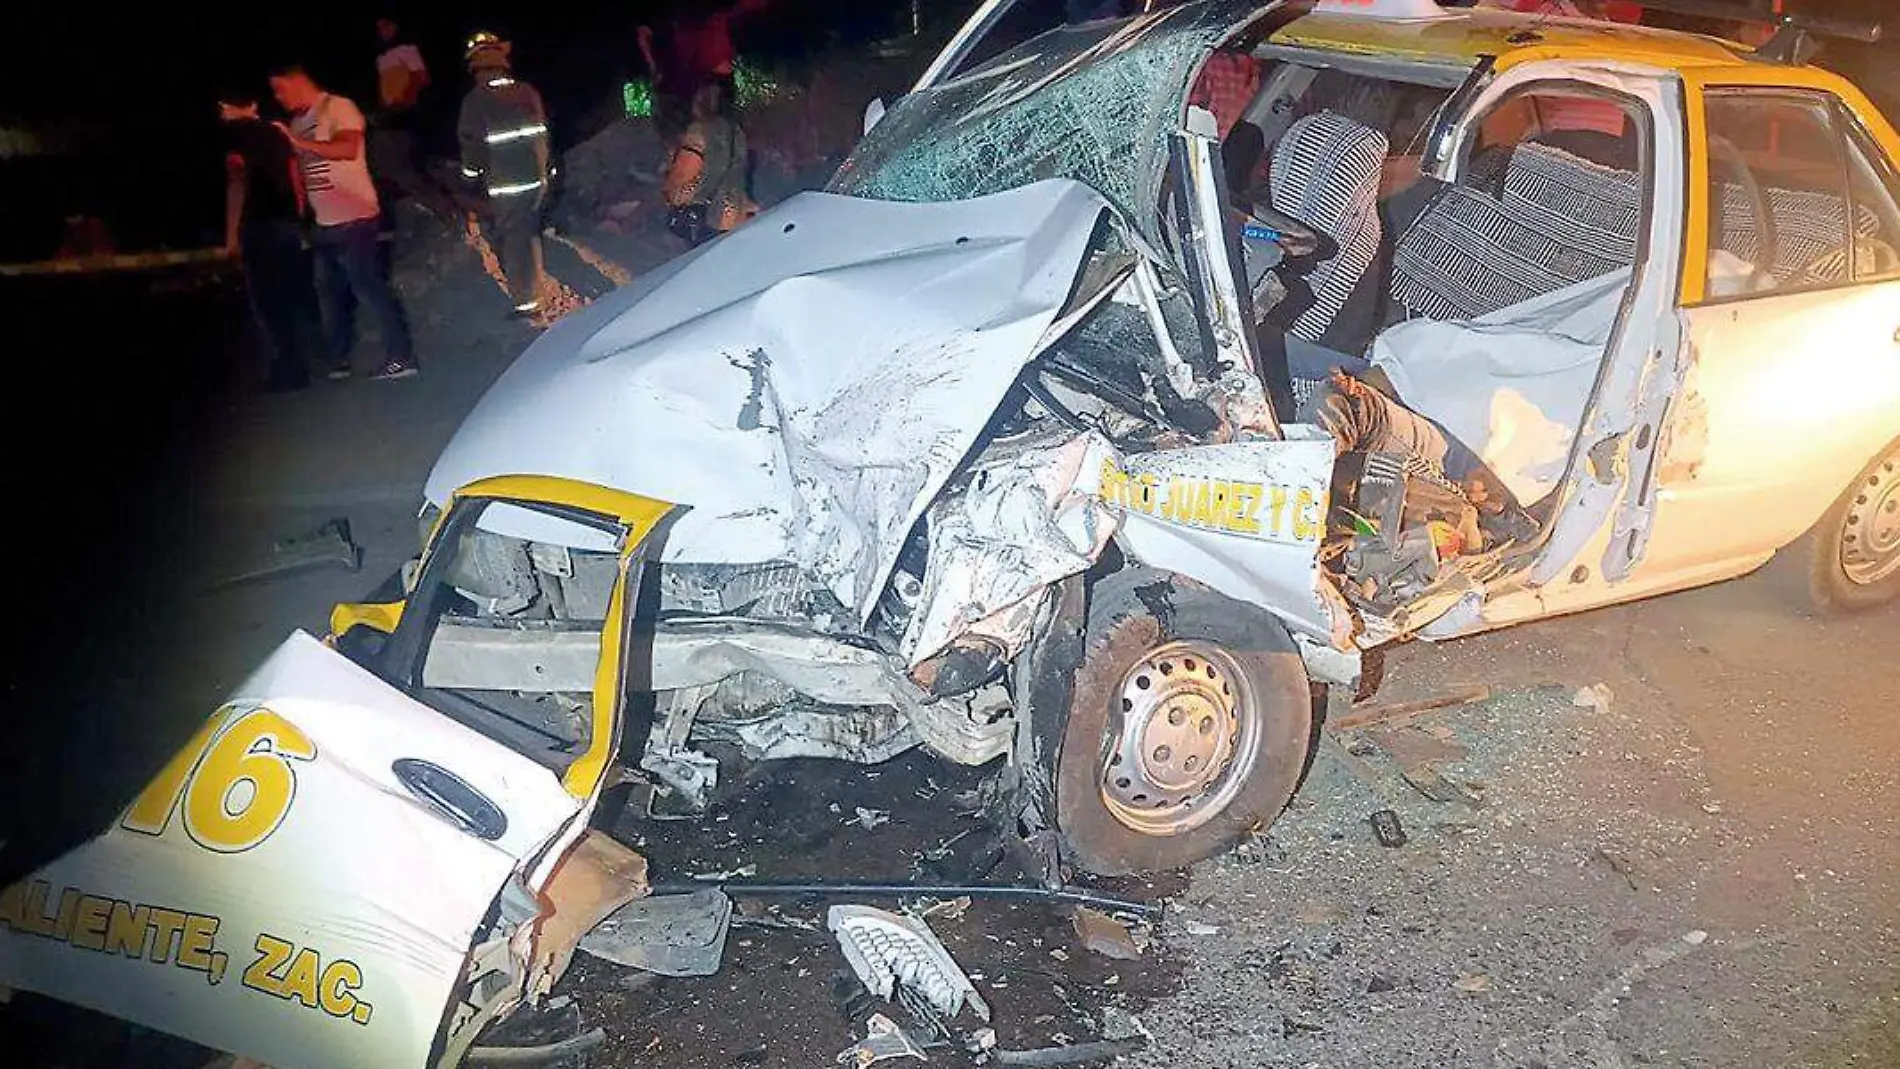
[1268,6,1763,75]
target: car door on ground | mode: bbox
[0,488,661,1069]
[1644,86,1900,578]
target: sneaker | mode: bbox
[327,365,353,381]
[371,361,419,381]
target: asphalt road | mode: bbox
[5,205,1895,1068]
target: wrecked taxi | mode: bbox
[419,0,1900,879]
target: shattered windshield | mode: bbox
[830,0,1275,249]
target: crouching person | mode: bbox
[458,32,551,317]
[662,81,758,247]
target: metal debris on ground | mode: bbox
[210,517,361,588]
[913,896,972,923]
[1330,685,1492,731]
[1453,973,1494,994]
[992,1036,1150,1066]
[835,1014,927,1067]
[577,889,733,977]
[1071,907,1143,961]
[1369,809,1409,848]
[829,905,992,1022]
[853,807,893,830]
[691,863,758,881]
[1572,682,1615,712]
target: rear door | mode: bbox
[1638,85,1900,579]
[0,480,671,1069]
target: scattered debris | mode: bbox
[965,1028,999,1054]
[835,1013,928,1067]
[1332,685,1492,731]
[830,905,992,1022]
[993,1037,1149,1066]
[210,517,361,589]
[1683,930,1710,946]
[914,896,972,923]
[579,889,733,977]
[853,807,893,830]
[1371,726,1469,768]
[1071,907,1143,961]
[1453,973,1494,994]
[1181,920,1221,937]
[691,863,758,881]
[1572,683,1615,713]
[1369,809,1409,848]
[1400,765,1485,808]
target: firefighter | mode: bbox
[458,31,551,317]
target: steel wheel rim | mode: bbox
[1100,641,1263,837]
[1842,453,1900,587]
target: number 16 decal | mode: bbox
[121,705,317,853]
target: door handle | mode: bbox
[392,758,509,841]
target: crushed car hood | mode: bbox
[427,180,1110,620]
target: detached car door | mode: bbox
[1641,82,1900,578]
[0,478,672,1069]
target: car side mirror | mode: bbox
[864,97,887,134]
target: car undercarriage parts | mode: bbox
[829,905,991,1023]
[578,889,733,977]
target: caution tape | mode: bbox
[0,247,231,278]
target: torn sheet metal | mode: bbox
[829,905,991,1023]
[427,180,1111,623]
[527,832,650,998]
[904,430,1121,667]
[579,890,733,977]
[1372,268,1630,506]
[836,1014,928,1067]
[1100,429,1344,646]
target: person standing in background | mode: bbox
[638,0,771,146]
[271,64,418,381]
[458,32,552,317]
[221,86,324,393]
[661,80,757,246]
[370,16,457,223]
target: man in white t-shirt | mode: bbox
[271,64,417,381]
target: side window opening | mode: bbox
[1700,90,1886,298]
[1844,119,1900,282]
[384,499,627,775]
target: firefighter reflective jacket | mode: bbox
[458,74,550,199]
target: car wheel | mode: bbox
[1806,441,1900,612]
[1053,569,1313,876]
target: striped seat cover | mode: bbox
[1269,111,1389,341]
[1391,143,1641,323]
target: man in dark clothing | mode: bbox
[638,0,770,142]
[221,88,324,392]
[458,32,552,316]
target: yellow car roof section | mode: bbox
[1271,7,1753,74]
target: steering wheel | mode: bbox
[1710,135,1778,288]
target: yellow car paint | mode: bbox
[328,474,676,802]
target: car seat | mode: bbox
[1268,111,1390,342]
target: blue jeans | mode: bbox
[313,218,414,369]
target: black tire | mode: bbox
[1802,441,1900,613]
[1054,569,1313,876]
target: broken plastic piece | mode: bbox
[829,905,991,1022]
[211,517,361,589]
[993,1037,1148,1066]
[579,889,732,977]
[835,1014,927,1067]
